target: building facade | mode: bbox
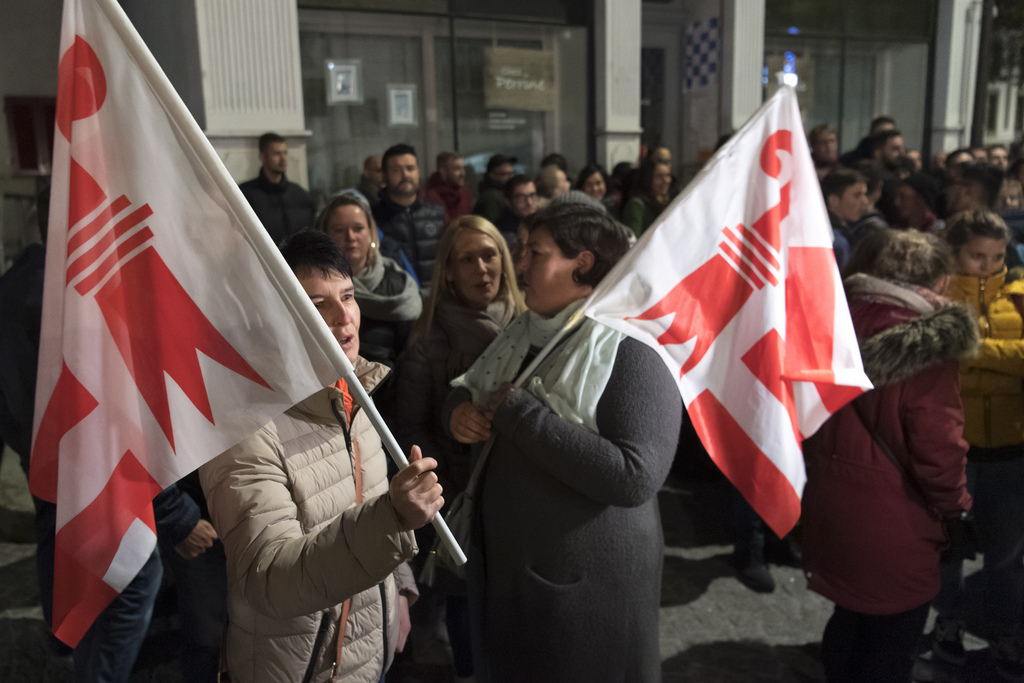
[0,0,996,268]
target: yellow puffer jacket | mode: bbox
[950,268,1024,448]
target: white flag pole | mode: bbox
[96,0,466,566]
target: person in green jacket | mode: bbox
[622,157,672,237]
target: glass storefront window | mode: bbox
[765,0,934,155]
[298,9,589,199]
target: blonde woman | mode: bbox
[394,215,523,681]
[316,192,422,366]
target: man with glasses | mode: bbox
[494,174,539,245]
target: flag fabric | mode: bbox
[32,0,343,646]
[582,86,872,537]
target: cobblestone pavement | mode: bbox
[0,446,983,682]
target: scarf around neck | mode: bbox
[450,299,625,433]
[353,255,422,322]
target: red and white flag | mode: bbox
[32,0,343,646]
[583,87,872,537]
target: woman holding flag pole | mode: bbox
[443,202,682,682]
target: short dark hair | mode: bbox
[504,174,535,202]
[382,144,417,174]
[280,229,353,281]
[574,164,607,191]
[808,124,836,146]
[258,132,286,153]
[957,162,1005,209]
[821,169,867,200]
[540,153,568,173]
[870,116,896,133]
[868,129,902,154]
[525,203,629,287]
[854,160,885,194]
[436,151,460,170]
[945,210,1011,250]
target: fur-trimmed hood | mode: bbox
[845,274,979,387]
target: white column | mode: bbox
[193,0,310,187]
[932,0,983,154]
[594,0,643,169]
[720,0,765,134]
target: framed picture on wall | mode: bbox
[326,59,363,105]
[387,84,417,127]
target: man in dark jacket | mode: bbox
[821,169,870,267]
[473,154,516,223]
[424,151,472,225]
[372,144,445,287]
[239,133,315,244]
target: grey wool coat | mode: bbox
[443,337,682,682]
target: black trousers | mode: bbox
[821,601,931,683]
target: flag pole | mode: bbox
[95,0,466,566]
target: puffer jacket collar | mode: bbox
[286,356,390,426]
[951,266,1007,309]
[846,275,978,387]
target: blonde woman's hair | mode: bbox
[315,192,380,269]
[411,215,526,344]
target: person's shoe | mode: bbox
[764,535,802,568]
[930,616,967,667]
[734,553,775,593]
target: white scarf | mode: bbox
[450,300,625,433]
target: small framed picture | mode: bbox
[387,84,417,127]
[326,59,362,105]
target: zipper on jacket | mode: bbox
[302,611,332,683]
[978,277,991,337]
[378,582,389,680]
[329,403,358,486]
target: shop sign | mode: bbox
[484,47,556,112]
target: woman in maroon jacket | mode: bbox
[802,229,976,683]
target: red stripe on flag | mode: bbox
[51,449,162,647]
[741,330,803,443]
[688,389,801,537]
[65,204,153,285]
[95,247,273,450]
[739,224,780,269]
[630,254,754,377]
[29,362,99,503]
[68,158,108,229]
[722,227,779,286]
[719,240,764,289]
[67,195,131,256]
[74,226,154,295]
[784,247,864,413]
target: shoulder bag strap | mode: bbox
[849,398,935,514]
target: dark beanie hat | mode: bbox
[902,173,942,214]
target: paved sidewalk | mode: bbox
[0,449,942,682]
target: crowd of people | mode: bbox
[3,118,1024,683]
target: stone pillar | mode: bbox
[193,0,309,187]
[720,0,765,134]
[594,0,643,169]
[932,0,983,154]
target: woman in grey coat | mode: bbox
[444,203,682,682]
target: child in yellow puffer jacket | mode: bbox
[928,210,1024,680]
